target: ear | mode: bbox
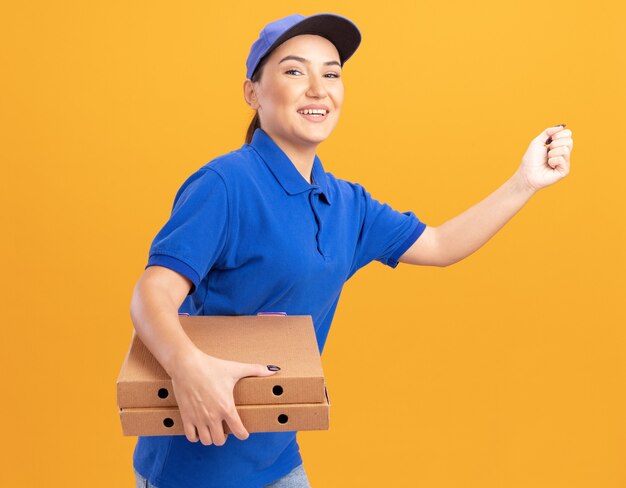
[243,79,260,110]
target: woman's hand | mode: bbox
[515,124,574,193]
[169,348,280,446]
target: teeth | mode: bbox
[298,108,327,115]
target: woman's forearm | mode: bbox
[435,125,573,266]
[436,171,535,266]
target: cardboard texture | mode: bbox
[117,314,330,436]
[120,387,330,436]
[117,315,326,407]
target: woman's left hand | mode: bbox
[515,124,574,193]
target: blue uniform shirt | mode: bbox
[134,127,427,488]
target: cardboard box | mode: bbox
[117,314,326,407]
[117,314,330,435]
[120,386,330,436]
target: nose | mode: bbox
[306,74,327,99]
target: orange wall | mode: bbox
[2,1,625,487]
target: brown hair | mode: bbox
[245,55,270,144]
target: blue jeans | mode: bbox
[134,464,311,488]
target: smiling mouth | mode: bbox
[297,108,329,117]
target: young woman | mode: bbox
[130,13,573,488]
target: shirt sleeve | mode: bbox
[145,167,229,295]
[349,183,427,277]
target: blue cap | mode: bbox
[246,13,362,80]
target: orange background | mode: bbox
[2,1,625,487]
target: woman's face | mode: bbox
[245,34,344,148]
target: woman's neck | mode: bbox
[264,130,317,184]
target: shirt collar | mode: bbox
[248,128,331,205]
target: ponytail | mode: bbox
[245,111,261,144]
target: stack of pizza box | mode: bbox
[116,313,330,436]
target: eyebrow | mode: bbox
[278,55,341,67]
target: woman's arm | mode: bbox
[130,266,199,373]
[399,125,573,267]
[129,265,279,446]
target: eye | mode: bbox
[325,73,340,78]
[285,69,303,76]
